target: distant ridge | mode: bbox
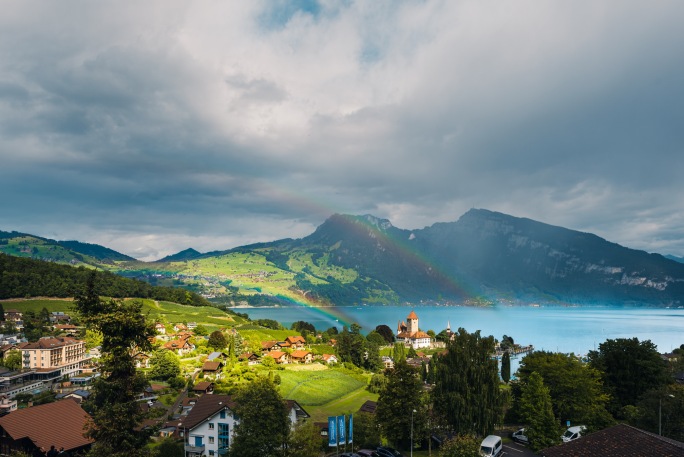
[156,248,203,263]
[665,254,684,264]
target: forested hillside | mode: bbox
[0,253,209,305]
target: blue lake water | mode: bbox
[234,304,684,356]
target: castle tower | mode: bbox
[406,310,418,335]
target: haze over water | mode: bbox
[239,304,684,356]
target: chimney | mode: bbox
[27,401,33,408]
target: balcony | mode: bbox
[184,444,205,455]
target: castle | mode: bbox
[396,310,432,349]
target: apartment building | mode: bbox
[20,337,87,378]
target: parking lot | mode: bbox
[499,437,537,457]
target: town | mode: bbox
[0,299,682,457]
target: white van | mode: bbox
[561,425,586,442]
[480,435,502,457]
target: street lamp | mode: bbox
[659,394,675,436]
[411,409,417,457]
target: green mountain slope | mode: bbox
[4,210,684,306]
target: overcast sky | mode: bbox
[1,1,683,261]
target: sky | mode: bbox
[1,1,683,261]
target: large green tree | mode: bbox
[376,360,425,450]
[74,272,156,457]
[231,376,290,457]
[208,330,228,350]
[518,372,560,451]
[287,421,323,457]
[588,337,670,416]
[148,350,181,381]
[517,351,613,429]
[2,349,22,371]
[431,328,501,436]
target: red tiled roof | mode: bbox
[286,336,306,344]
[21,337,83,350]
[290,350,311,359]
[202,361,222,371]
[0,399,93,451]
[193,381,214,392]
[541,424,684,457]
[407,310,418,320]
[269,351,287,360]
[261,340,278,349]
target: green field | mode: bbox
[0,298,75,313]
[275,365,376,421]
[278,365,369,406]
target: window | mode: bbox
[209,423,214,430]
[209,437,214,444]
[219,410,226,419]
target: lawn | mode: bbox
[277,365,371,408]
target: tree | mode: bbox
[431,328,501,437]
[366,331,386,346]
[73,271,156,457]
[231,376,290,457]
[588,337,670,416]
[287,421,323,457]
[518,372,560,451]
[391,343,406,363]
[517,351,613,429]
[501,352,511,384]
[2,349,21,371]
[148,350,181,381]
[0,303,5,321]
[438,434,480,457]
[193,324,208,336]
[208,330,227,350]
[152,437,184,457]
[291,320,316,334]
[376,360,425,450]
[633,384,684,441]
[352,412,381,449]
[375,325,395,344]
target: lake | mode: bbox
[234,304,684,356]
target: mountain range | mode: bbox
[2,209,684,306]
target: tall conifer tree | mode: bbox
[431,328,501,436]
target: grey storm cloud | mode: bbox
[1,0,683,260]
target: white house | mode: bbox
[184,395,238,457]
[183,394,310,457]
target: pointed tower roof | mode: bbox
[447,320,451,331]
[407,310,418,320]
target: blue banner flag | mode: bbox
[338,415,346,444]
[348,414,353,444]
[328,416,337,447]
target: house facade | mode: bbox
[183,394,239,457]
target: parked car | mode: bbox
[561,425,587,443]
[356,450,380,457]
[510,427,529,445]
[479,435,503,457]
[376,446,403,457]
